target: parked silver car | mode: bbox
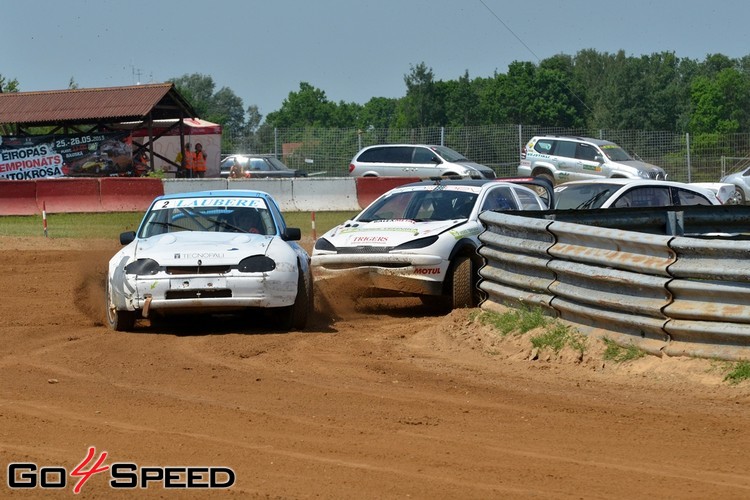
[348,144,496,179]
[518,135,667,184]
[720,166,750,204]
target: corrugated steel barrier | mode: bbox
[478,210,750,361]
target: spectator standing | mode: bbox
[193,143,207,178]
[175,142,192,178]
[228,158,244,179]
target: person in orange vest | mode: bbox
[193,143,207,178]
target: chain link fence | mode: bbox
[225,125,750,182]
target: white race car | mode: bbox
[553,179,723,209]
[106,190,312,331]
[311,178,552,309]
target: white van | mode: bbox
[348,144,496,179]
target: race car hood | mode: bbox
[322,219,461,248]
[133,232,270,265]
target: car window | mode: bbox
[514,188,546,210]
[358,191,416,221]
[600,144,633,161]
[532,139,555,154]
[267,157,289,171]
[555,140,577,159]
[231,156,250,167]
[480,186,518,211]
[615,187,671,207]
[575,143,599,161]
[248,159,271,172]
[139,197,273,237]
[432,146,468,162]
[358,146,413,163]
[413,147,438,163]
[674,188,713,206]
[555,183,618,209]
[423,191,476,220]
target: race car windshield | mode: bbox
[555,184,618,209]
[139,198,275,237]
[358,190,477,222]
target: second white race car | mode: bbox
[311,178,551,310]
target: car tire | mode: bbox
[732,186,746,205]
[106,281,136,331]
[278,270,311,331]
[451,255,474,309]
[535,172,554,186]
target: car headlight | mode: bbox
[638,171,651,179]
[124,258,160,275]
[238,255,276,272]
[314,238,337,252]
[393,235,439,250]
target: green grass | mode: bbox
[472,306,548,335]
[472,307,586,355]
[530,322,586,355]
[0,211,359,240]
[724,360,750,384]
[602,337,646,363]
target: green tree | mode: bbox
[330,101,361,128]
[476,72,510,125]
[211,86,246,135]
[169,73,216,117]
[690,68,750,134]
[0,74,19,93]
[265,82,337,127]
[497,60,581,127]
[169,73,250,151]
[245,104,262,133]
[445,70,480,126]
[358,97,398,129]
[397,62,442,127]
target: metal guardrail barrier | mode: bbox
[478,208,750,361]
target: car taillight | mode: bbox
[521,145,527,160]
[348,163,355,173]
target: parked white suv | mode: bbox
[348,144,496,179]
[518,135,667,184]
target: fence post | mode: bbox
[440,126,445,146]
[518,124,523,161]
[274,127,278,157]
[686,132,691,183]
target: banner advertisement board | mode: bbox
[0,132,139,180]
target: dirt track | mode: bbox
[2,236,750,499]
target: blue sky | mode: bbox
[5,0,749,119]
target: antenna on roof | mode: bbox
[131,65,143,85]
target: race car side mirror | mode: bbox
[282,227,301,241]
[120,231,136,245]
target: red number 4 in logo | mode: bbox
[70,446,109,494]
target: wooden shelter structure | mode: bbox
[0,83,199,172]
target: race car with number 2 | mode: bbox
[106,190,312,332]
